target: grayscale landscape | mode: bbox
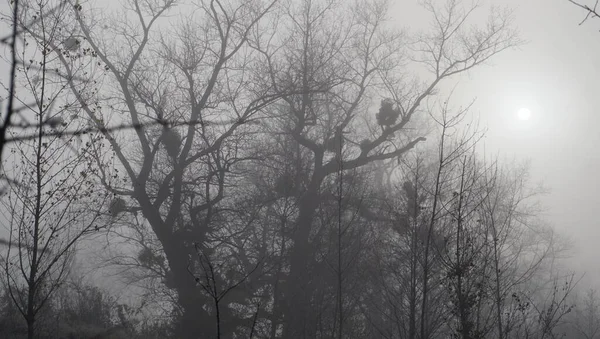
[0,0,599,338]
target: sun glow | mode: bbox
[517,107,532,121]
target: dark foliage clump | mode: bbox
[375,99,400,127]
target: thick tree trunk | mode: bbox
[26,316,34,339]
[26,272,37,339]
[138,203,212,338]
[283,182,322,338]
[136,193,212,337]
[164,240,214,338]
[161,229,242,338]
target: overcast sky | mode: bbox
[472,0,600,283]
[392,0,600,283]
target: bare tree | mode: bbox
[570,289,600,339]
[0,3,110,337]
[252,0,520,335]
[188,243,260,339]
[7,0,524,337]
[356,96,572,339]
[2,0,588,338]
[29,0,284,337]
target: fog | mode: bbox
[433,0,600,284]
[0,0,599,338]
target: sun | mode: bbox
[517,107,532,121]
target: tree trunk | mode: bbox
[493,233,504,339]
[166,241,215,338]
[26,315,35,339]
[409,232,417,339]
[138,197,216,337]
[284,182,322,338]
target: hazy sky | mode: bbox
[392,0,600,282]
[1,0,598,282]
[469,0,600,282]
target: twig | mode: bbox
[0,0,20,167]
[568,0,600,25]
[0,1,68,45]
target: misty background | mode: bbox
[1,0,600,338]
[391,0,600,284]
[417,0,600,284]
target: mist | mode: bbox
[0,0,598,338]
